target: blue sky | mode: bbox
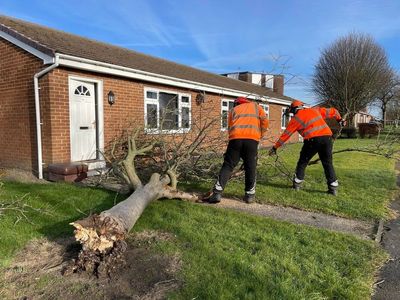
[1,0,400,105]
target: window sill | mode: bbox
[145,128,191,135]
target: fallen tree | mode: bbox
[67,104,224,275]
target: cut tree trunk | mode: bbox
[70,173,197,254]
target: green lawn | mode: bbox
[0,182,123,267]
[135,201,386,299]
[183,139,398,220]
[0,181,387,299]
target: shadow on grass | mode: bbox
[1,180,126,253]
[301,188,329,195]
[264,182,290,189]
[37,186,126,238]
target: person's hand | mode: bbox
[339,119,346,127]
[268,147,277,156]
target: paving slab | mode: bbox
[201,197,376,239]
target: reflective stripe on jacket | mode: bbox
[228,102,269,141]
[274,107,341,149]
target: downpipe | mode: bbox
[34,55,59,179]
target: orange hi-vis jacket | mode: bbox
[274,107,342,149]
[228,101,269,141]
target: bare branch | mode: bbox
[0,185,53,223]
[313,32,392,125]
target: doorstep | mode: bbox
[47,162,88,182]
[47,160,107,182]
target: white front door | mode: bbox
[69,79,97,161]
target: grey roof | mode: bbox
[0,15,294,102]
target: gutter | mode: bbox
[57,54,292,106]
[34,55,59,179]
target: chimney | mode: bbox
[273,75,284,95]
[238,72,251,83]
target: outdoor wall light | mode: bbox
[108,90,115,105]
[196,92,205,105]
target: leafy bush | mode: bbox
[340,127,357,138]
[358,123,380,138]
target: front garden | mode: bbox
[0,137,398,299]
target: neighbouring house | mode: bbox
[353,110,374,128]
[0,15,298,180]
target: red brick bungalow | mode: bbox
[0,15,298,179]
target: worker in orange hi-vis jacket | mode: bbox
[207,97,269,204]
[269,100,345,196]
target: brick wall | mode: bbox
[261,103,292,148]
[43,68,298,164]
[0,38,42,171]
[42,68,226,164]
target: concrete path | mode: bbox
[201,198,376,240]
[373,162,400,300]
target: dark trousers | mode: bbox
[215,139,258,193]
[295,136,337,184]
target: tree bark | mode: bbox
[70,173,197,254]
[382,106,386,128]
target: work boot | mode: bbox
[208,191,221,203]
[327,181,339,196]
[243,193,255,204]
[292,176,303,191]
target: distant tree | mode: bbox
[386,97,400,126]
[312,33,392,125]
[373,70,400,127]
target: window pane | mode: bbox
[146,104,158,129]
[146,91,158,99]
[228,101,234,110]
[282,110,285,127]
[182,107,190,128]
[222,101,228,107]
[82,86,89,95]
[181,96,189,103]
[282,110,288,128]
[222,111,228,129]
[74,85,90,96]
[159,92,179,130]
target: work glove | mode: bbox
[268,147,277,156]
[338,119,346,127]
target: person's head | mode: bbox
[234,97,250,107]
[289,100,305,114]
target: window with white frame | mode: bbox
[281,107,291,128]
[259,103,269,118]
[221,99,235,130]
[144,88,191,132]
